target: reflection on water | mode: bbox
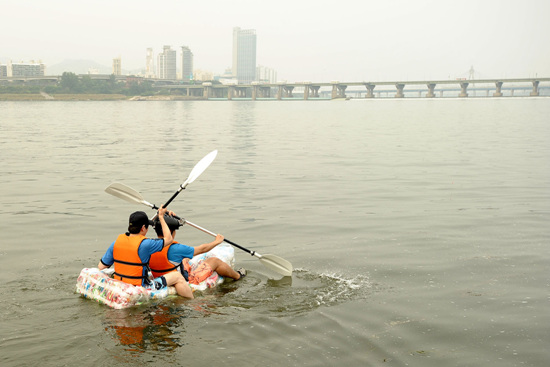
[105,305,183,352]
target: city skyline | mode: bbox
[2,0,549,82]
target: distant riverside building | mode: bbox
[193,69,213,81]
[181,46,194,81]
[232,27,257,84]
[256,65,277,83]
[158,45,177,80]
[0,64,7,77]
[7,60,45,77]
[145,48,155,78]
[112,57,122,75]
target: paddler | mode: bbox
[97,208,194,299]
[149,215,246,284]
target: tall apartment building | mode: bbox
[145,48,155,78]
[157,46,177,80]
[7,60,45,77]
[181,46,194,81]
[112,57,122,75]
[232,27,257,84]
[256,65,277,83]
[0,64,7,77]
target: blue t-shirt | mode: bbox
[166,243,195,264]
[101,237,166,286]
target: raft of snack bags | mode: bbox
[76,243,235,309]
[188,242,235,291]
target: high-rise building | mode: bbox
[157,46,177,80]
[181,46,194,81]
[112,57,122,75]
[145,48,155,78]
[7,60,45,77]
[232,27,257,84]
[0,64,7,77]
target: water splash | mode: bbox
[211,268,372,317]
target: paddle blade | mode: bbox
[259,254,293,277]
[186,150,217,185]
[105,183,147,206]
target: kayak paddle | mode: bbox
[182,219,293,277]
[104,181,294,277]
[162,149,218,209]
[106,150,217,216]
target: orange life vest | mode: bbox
[112,233,149,286]
[149,242,180,278]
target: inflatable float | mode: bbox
[76,243,235,309]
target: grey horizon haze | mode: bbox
[2,0,549,82]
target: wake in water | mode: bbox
[202,268,373,317]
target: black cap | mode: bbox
[128,211,151,233]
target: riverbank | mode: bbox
[0,93,128,101]
[0,94,207,101]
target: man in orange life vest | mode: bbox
[149,215,245,285]
[97,208,194,299]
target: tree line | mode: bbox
[0,72,162,96]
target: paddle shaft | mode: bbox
[182,219,257,257]
[155,150,217,211]
[161,182,187,209]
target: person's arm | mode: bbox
[193,234,224,256]
[98,242,115,269]
[158,207,173,247]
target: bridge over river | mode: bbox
[157,78,550,100]
[2,75,548,100]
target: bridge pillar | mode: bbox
[202,82,212,99]
[365,83,375,98]
[260,86,271,98]
[277,84,284,100]
[339,85,347,98]
[331,82,347,99]
[252,82,259,100]
[228,85,235,100]
[459,82,469,97]
[426,83,436,98]
[395,83,405,98]
[493,81,503,97]
[310,85,320,98]
[530,80,540,96]
[303,83,311,100]
[284,86,294,98]
[331,82,339,99]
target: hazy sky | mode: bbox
[2,0,549,81]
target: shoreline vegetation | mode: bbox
[0,71,206,101]
[0,93,206,101]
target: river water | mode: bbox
[0,98,548,366]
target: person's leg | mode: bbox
[205,257,242,280]
[163,271,194,299]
